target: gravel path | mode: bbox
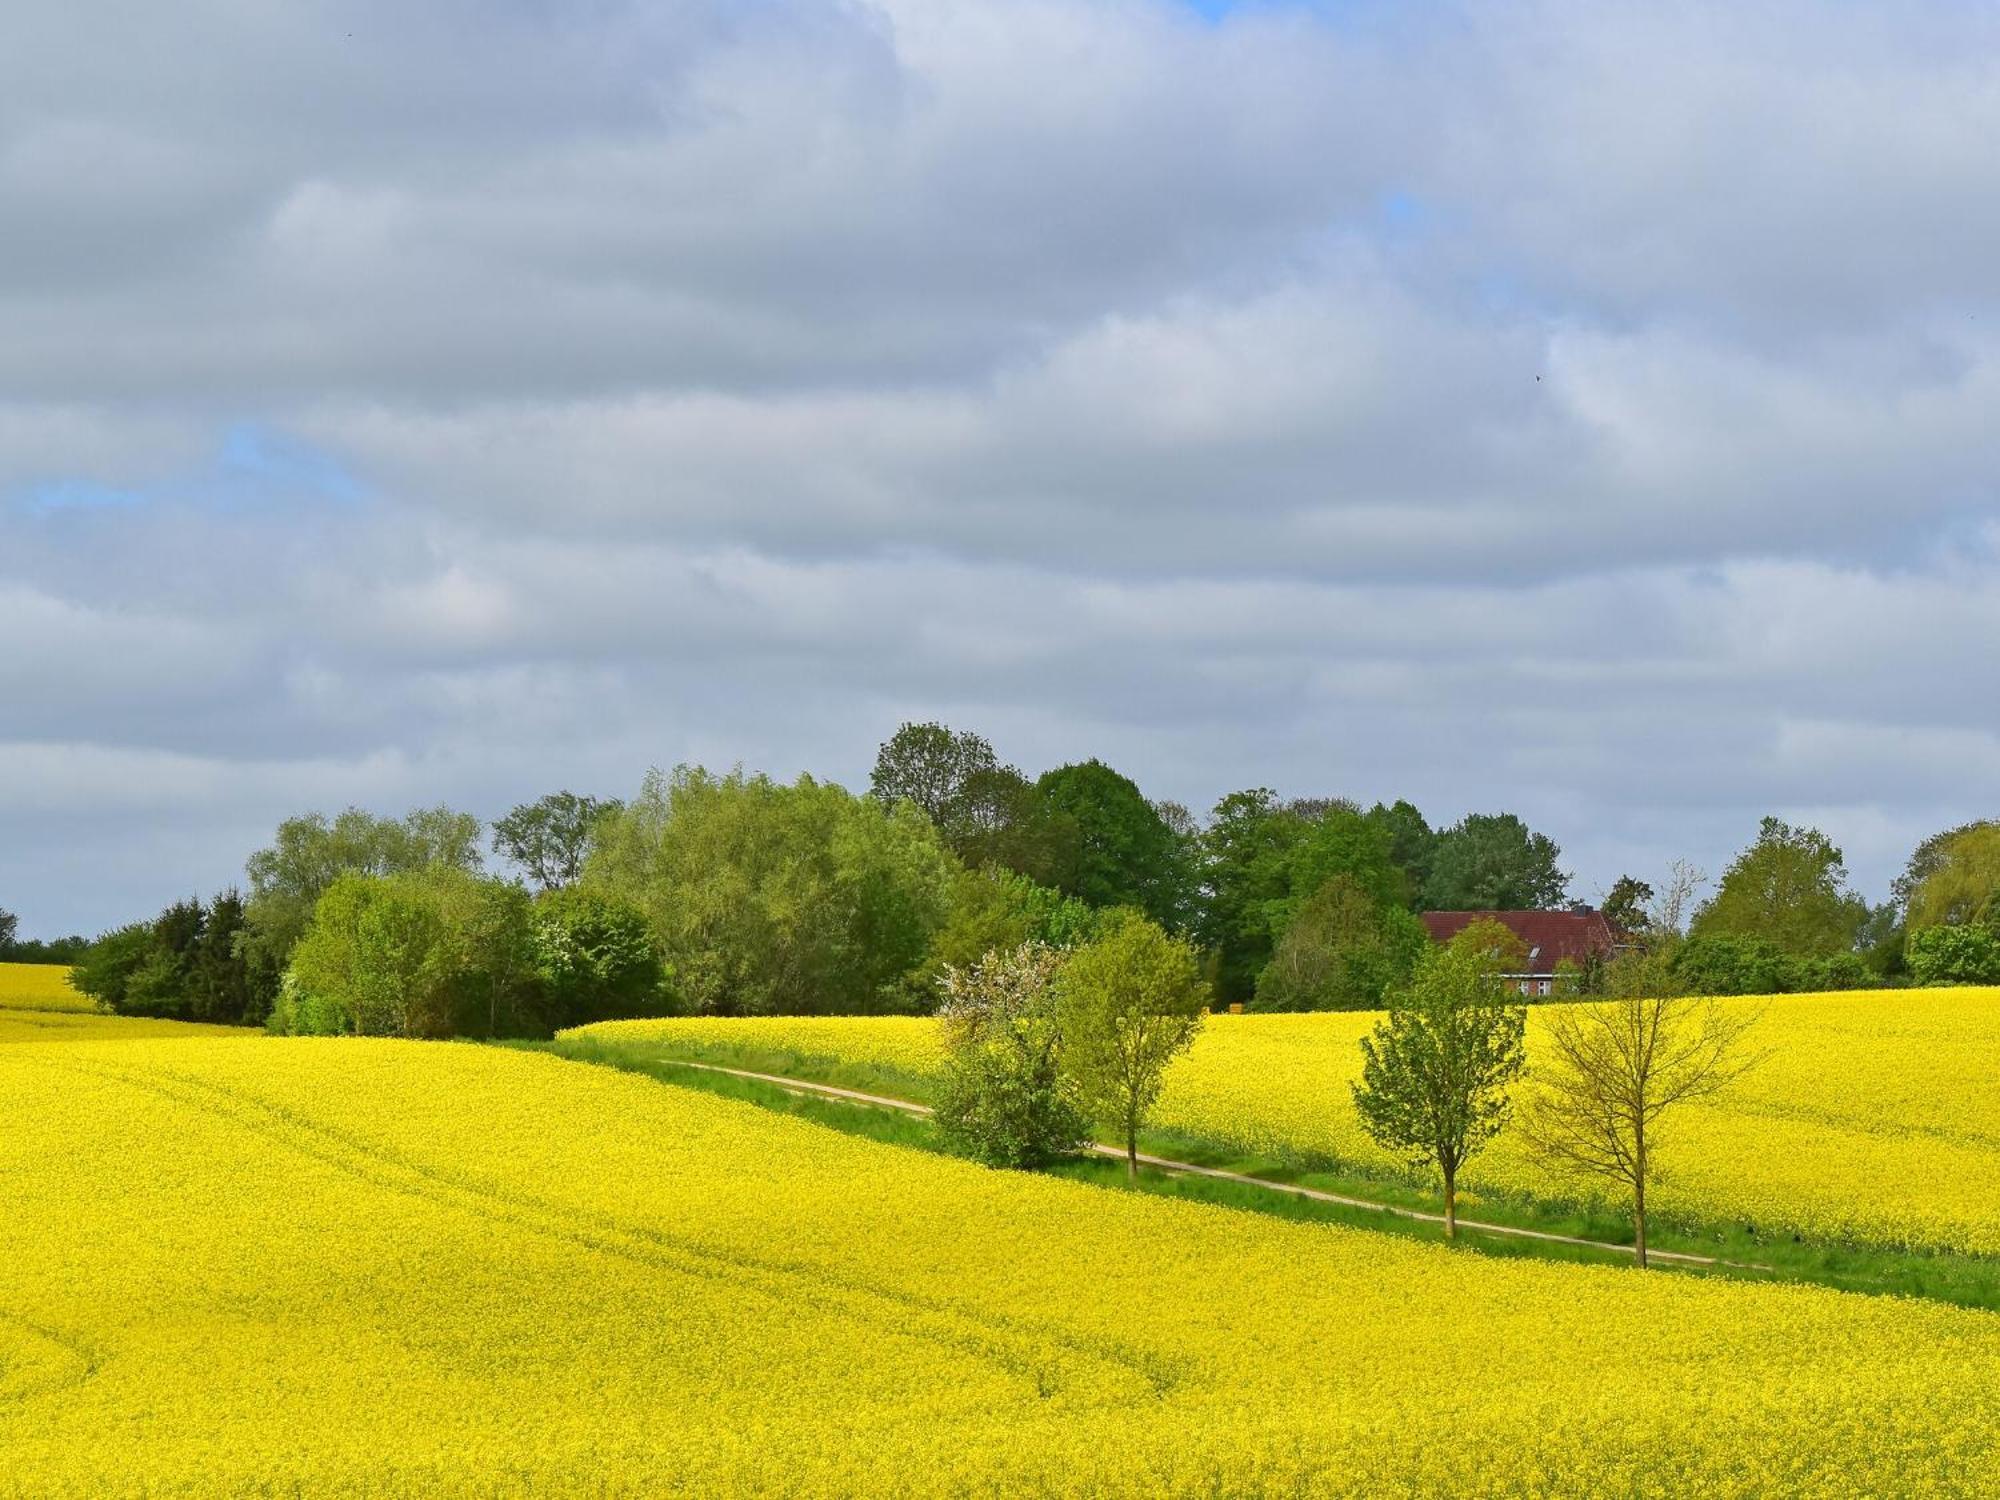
[652,1056,1759,1271]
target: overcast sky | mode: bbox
[5,0,1999,935]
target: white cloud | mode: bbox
[4,0,1999,931]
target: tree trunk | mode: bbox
[1443,1162,1457,1240]
[1126,1107,1138,1181]
[1633,1123,1649,1269]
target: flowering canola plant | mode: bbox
[591,987,2000,1254]
[0,962,90,1014]
[0,1008,247,1046]
[7,1027,2000,1495]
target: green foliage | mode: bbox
[931,944,1089,1168]
[493,792,622,890]
[1602,876,1653,936]
[0,931,89,964]
[1035,760,1194,929]
[868,723,1080,886]
[1195,788,1315,1004]
[283,874,445,1037]
[926,866,1097,981]
[192,891,255,1022]
[68,892,259,1023]
[1352,941,1527,1233]
[870,722,1001,828]
[1277,806,1409,920]
[1443,916,1530,974]
[0,907,14,950]
[1856,901,1906,979]
[529,886,665,1029]
[1798,951,1874,991]
[1670,934,1800,996]
[67,923,154,1012]
[1906,824,2000,933]
[1252,875,1427,1012]
[949,764,1080,887]
[585,766,957,1016]
[1894,821,1997,917]
[1366,800,1436,905]
[1692,817,1868,957]
[1666,934,1873,996]
[276,869,538,1038]
[241,804,487,1012]
[1053,909,1208,1174]
[1422,813,1568,911]
[1907,925,2000,986]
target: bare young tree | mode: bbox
[1521,966,1759,1267]
[1645,859,1709,945]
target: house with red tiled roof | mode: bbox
[1420,907,1627,997]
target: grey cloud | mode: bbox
[4,0,1999,934]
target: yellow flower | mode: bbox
[6,999,2000,1494]
[594,987,2000,1254]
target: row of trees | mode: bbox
[872,723,1569,1010]
[1605,817,2000,993]
[1350,919,1758,1265]
[930,908,1758,1268]
[73,766,1097,1035]
[869,722,2000,1000]
[931,911,1209,1176]
[70,802,655,1034]
[54,723,2000,1035]
[0,907,88,964]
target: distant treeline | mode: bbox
[34,722,2000,1034]
[0,905,88,964]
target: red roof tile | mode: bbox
[1420,909,1622,975]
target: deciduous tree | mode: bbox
[1253,874,1427,1012]
[242,805,486,1005]
[870,722,999,827]
[529,887,665,1029]
[1905,824,2000,933]
[1351,941,1527,1237]
[926,865,1096,979]
[1278,805,1409,919]
[1366,800,1436,905]
[1522,962,1760,1266]
[932,943,1089,1168]
[1196,788,1313,1005]
[1601,876,1654,937]
[493,792,622,890]
[1036,760,1194,930]
[1893,821,1998,918]
[1423,813,1568,911]
[278,869,537,1038]
[1907,924,2000,986]
[1054,909,1208,1178]
[1692,818,1867,957]
[586,766,956,1015]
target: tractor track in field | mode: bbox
[652,1057,1768,1272]
[37,1052,1177,1402]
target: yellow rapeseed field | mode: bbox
[587,987,2000,1254]
[0,962,89,1013]
[0,1009,252,1044]
[6,1027,2000,1495]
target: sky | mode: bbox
[5,0,2000,936]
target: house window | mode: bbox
[1537,980,1552,997]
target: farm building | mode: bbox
[1420,907,1626,997]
